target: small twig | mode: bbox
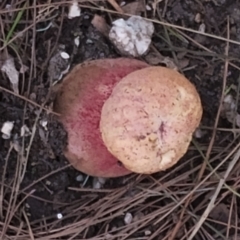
[107,0,124,13]
[0,144,13,219]
[22,208,35,240]
[188,16,231,240]
[0,86,60,116]
[4,2,27,44]
[188,147,240,240]
[197,16,230,183]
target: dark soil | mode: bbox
[1,1,240,239]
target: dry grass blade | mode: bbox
[1,1,240,239]
[187,17,231,239]
[189,147,240,240]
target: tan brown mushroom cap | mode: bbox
[100,66,203,174]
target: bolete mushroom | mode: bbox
[100,66,203,174]
[54,58,202,177]
[54,58,149,177]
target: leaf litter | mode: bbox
[1,55,19,94]
[0,1,240,240]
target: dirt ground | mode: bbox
[1,1,240,239]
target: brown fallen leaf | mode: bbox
[144,51,178,70]
[122,0,145,15]
[107,0,123,13]
[209,203,234,224]
[91,14,110,37]
[178,58,189,69]
[144,51,163,65]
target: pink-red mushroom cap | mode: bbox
[54,58,149,177]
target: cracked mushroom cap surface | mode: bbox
[100,66,203,174]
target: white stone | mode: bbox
[68,0,81,19]
[74,36,80,47]
[109,16,154,57]
[124,212,133,224]
[60,52,70,59]
[57,213,63,219]
[1,121,14,139]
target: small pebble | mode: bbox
[61,64,70,75]
[93,178,102,189]
[46,180,51,186]
[20,124,31,137]
[40,119,48,130]
[1,121,14,139]
[223,94,234,105]
[74,36,80,47]
[124,212,133,225]
[12,139,21,152]
[145,230,151,236]
[199,23,206,33]
[57,213,63,219]
[109,16,154,57]
[146,4,151,11]
[92,177,107,189]
[86,39,93,44]
[83,14,90,19]
[60,52,70,59]
[120,1,126,6]
[68,0,81,19]
[194,128,203,139]
[105,233,114,239]
[76,174,84,182]
[195,13,201,23]
[25,203,30,208]
[98,177,107,185]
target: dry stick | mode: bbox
[80,4,240,46]
[107,0,123,13]
[0,4,58,50]
[140,159,204,239]
[153,141,240,227]
[158,16,205,240]
[2,7,62,234]
[188,148,240,240]
[197,16,230,196]
[0,143,23,238]
[148,175,219,239]
[1,177,69,204]
[20,0,37,184]
[179,189,231,240]
[0,6,60,117]
[0,144,13,219]
[168,196,191,240]
[2,1,240,47]
[122,191,196,239]
[22,210,35,240]
[3,189,36,237]
[0,86,60,116]
[13,221,24,240]
[234,195,238,240]
[1,9,41,236]
[0,2,236,239]
[36,213,125,239]
[227,195,234,239]
[0,221,27,237]
[187,17,231,240]
[173,25,240,72]
[40,6,64,84]
[168,156,214,237]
